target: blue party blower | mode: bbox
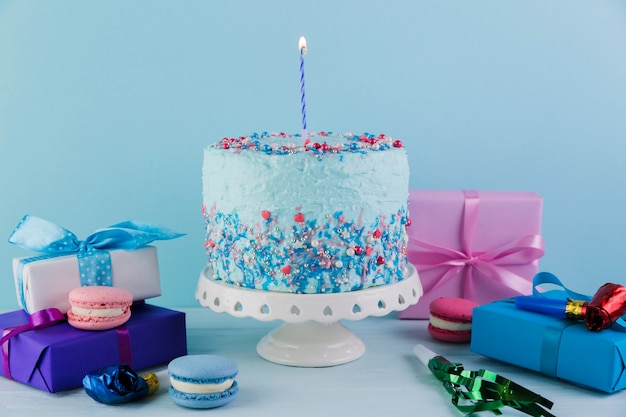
[514,296,581,318]
[515,280,626,332]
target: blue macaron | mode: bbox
[168,354,239,409]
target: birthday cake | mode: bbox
[202,131,410,294]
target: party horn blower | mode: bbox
[516,282,626,331]
[413,344,555,417]
[83,364,160,404]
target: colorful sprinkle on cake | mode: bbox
[202,132,410,294]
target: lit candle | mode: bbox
[298,36,308,141]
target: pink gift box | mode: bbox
[398,190,544,319]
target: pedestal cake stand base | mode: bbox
[196,264,421,367]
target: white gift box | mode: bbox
[13,246,162,313]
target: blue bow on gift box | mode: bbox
[8,215,184,310]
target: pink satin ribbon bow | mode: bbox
[408,190,544,300]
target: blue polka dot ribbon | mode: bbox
[8,215,184,309]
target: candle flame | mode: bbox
[299,36,307,55]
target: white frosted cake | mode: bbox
[202,131,410,294]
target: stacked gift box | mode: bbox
[402,189,626,394]
[1,215,188,393]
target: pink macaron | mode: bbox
[67,286,133,330]
[428,297,479,343]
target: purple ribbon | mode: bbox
[115,326,133,367]
[408,190,544,300]
[1,308,66,380]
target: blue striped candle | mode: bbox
[298,36,308,141]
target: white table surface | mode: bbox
[1,307,625,417]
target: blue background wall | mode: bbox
[1,1,625,310]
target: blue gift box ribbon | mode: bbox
[530,271,590,301]
[8,215,184,310]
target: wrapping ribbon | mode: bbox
[428,355,555,417]
[409,190,544,300]
[8,215,184,309]
[0,308,66,380]
[116,326,133,368]
[531,271,589,300]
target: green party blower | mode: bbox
[413,344,555,417]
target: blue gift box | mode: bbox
[470,299,626,393]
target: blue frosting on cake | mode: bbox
[202,131,410,294]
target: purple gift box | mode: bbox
[399,190,544,319]
[0,303,187,393]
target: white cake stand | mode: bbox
[195,264,422,367]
